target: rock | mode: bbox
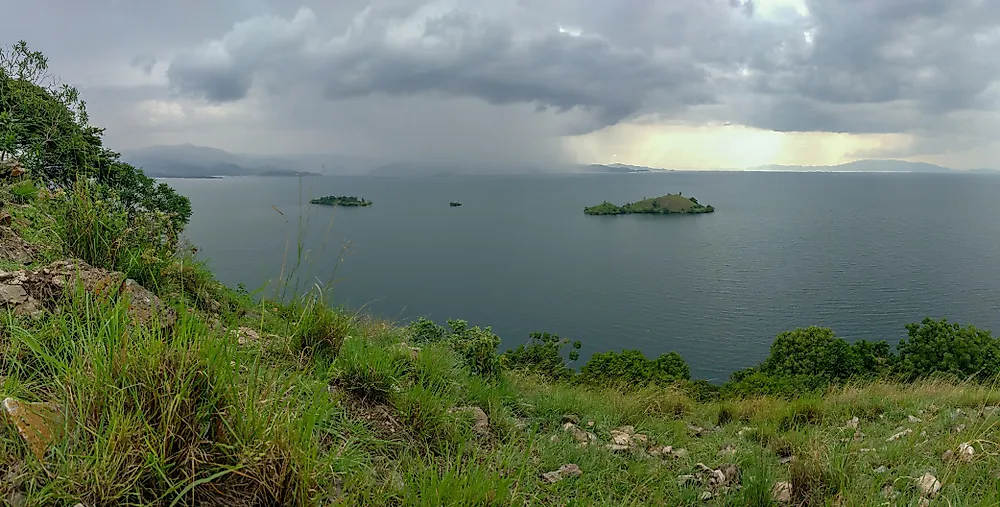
[909,415,923,423]
[954,408,966,418]
[232,326,261,345]
[450,406,489,435]
[562,414,580,425]
[779,455,794,465]
[549,434,559,442]
[0,227,34,264]
[587,420,594,428]
[917,472,941,498]
[699,491,713,501]
[887,428,913,442]
[772,482,792,503]
[958,442,975,462]
[632,433,649,446]
[0,157,25,178]
[953,424,967,433]
[0,283,29,306]
[918,497,930,507]
[0,260,175,326]
[616,425,636,435]
[610,430,631,446]
[846,416,860,429]
[874,465,888,473]
[541,463,582,484]
[859,448,875,453]
[673,448,689,459]
[687,424,712,437]
[737,426,754,436]
[717,463,740,486]
[606,444,631,452]
[942,450,955,462]
[2,398,64,460]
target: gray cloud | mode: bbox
[6,0,1000,167]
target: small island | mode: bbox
[584,193,714,215]
[449,201,463,207]
[309,195,372,207]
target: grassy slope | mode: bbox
[2,186,1000,506]
[626,194,699,213]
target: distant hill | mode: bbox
[752,159,955,173]
[122,144,377,178]
[579,163,655,174]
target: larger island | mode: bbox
[309,195,372,207]
[584,193,714,215]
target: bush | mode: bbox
[407,318,501,379]
[500,331,581,381]
[578,349,690,388]
[897,317,1000,380]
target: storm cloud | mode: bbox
[4,0,1000,167]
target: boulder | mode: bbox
[0,259,175,327]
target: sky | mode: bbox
[2,0,1000,170]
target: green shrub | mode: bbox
[500,331,581,381]
[578,349,690,388]
[406,318,501,379]
[897,317,1000,380]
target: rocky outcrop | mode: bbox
[0,226,33,264]
[0,259,175,327]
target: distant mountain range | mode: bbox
[122,145,999,178]
[122,144,372,178]
[750,159,999,173]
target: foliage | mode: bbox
[0,40,190,229]
[408,318,502,379]
[309,195,372,206]
[55,181,176,288]
[897,317,1000,380]
[500,332,581,380]
[584,193,715,215]
[578,349,690,387]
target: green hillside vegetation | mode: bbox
[309,195,372,207]
[3,40,1000,506]
[585,193,715,215]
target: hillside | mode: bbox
[585,193,715,215]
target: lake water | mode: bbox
[166,172,1000,381]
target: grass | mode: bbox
[3,181,1000,505]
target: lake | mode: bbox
[165,171,1000,381]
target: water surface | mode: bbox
[166,172,1000,381]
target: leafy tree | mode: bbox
[897,317,1000,380]
[0,40,191,229]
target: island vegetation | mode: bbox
[585,193,715,215]
[449,201,462,207]
[4,40,1000,506]
[309,195,372,206]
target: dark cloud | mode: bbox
[7,0,1000,166]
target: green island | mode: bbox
[309,195,372,207]
[3,40,1000,506]
[449,201,463,207]
[585,193,715,215]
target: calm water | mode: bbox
[166,172,1000,381]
